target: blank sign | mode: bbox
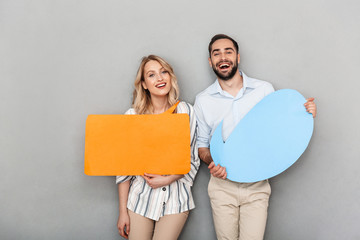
[210,89,314,182]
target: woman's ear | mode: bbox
[142,81,148,90]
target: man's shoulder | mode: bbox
[246,75,274,90]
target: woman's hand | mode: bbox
[304,97,317,118]
[117,211,130,239]
[143,173,183,189]
[143,174,171,189]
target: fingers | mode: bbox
[119,231,128,239]
[118,224,128,239]
[118,223,123,235]
[209,162,227,179]
[306,107,317,118]
[126,222,130,237]
[209,164,219,174]
[144,173,159,178]
[208,161,215,169]
[119,230,125,238]
[142,175,150,182]
[304,98,317,118]
[213,166,227,179]
[142,175,153,188]
[209,162,222,174]
[143,175,158,189]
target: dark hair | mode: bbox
[208,34,239,56]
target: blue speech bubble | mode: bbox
[210,89,314,182]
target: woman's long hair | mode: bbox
[132,55,180,114]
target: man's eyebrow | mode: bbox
[212,47,235,54]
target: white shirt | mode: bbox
[194,71,275,146]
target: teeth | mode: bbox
[219,63,230,69]
[157,83,166,87]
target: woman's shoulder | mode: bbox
[177,101,194,114]
[124,108,136,115]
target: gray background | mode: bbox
[1,0,359,239]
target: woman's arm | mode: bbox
[143,174,183,189]
[117,181,130,239]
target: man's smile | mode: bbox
[217,61,232,72]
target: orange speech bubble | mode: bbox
[84,102,191,176]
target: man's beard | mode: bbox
[212,61,238,81]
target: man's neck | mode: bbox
[218,72,243,97]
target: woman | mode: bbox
[116,55,199,240]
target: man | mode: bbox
[194,34,316,240]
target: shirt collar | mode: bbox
[209,70,256,95]
[242,71,257,89]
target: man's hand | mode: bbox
[199,147,227,179]
[208,161,227,179]
[117,212,130,239]
[304,97,317,118]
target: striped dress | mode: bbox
[116,101,200,221]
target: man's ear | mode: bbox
[208,57,212,67]
[237,53,240,64]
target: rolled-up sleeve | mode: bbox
[194,96,211,148]
[116,175,133,184]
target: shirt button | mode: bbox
[162,187,166,191]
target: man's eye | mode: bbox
[214,53,219,56]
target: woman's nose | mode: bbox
[156,73,163,81]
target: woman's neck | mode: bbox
[151,95,170,114]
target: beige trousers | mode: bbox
[208,176,271,240]
[128,210,189,240]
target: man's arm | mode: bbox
[199,147,227,179]
[198,147,213,165]
[195,97,227,180]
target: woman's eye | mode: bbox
[149,74,155,77]
[162,71,168,74]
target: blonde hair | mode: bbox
[132,55,180,114]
